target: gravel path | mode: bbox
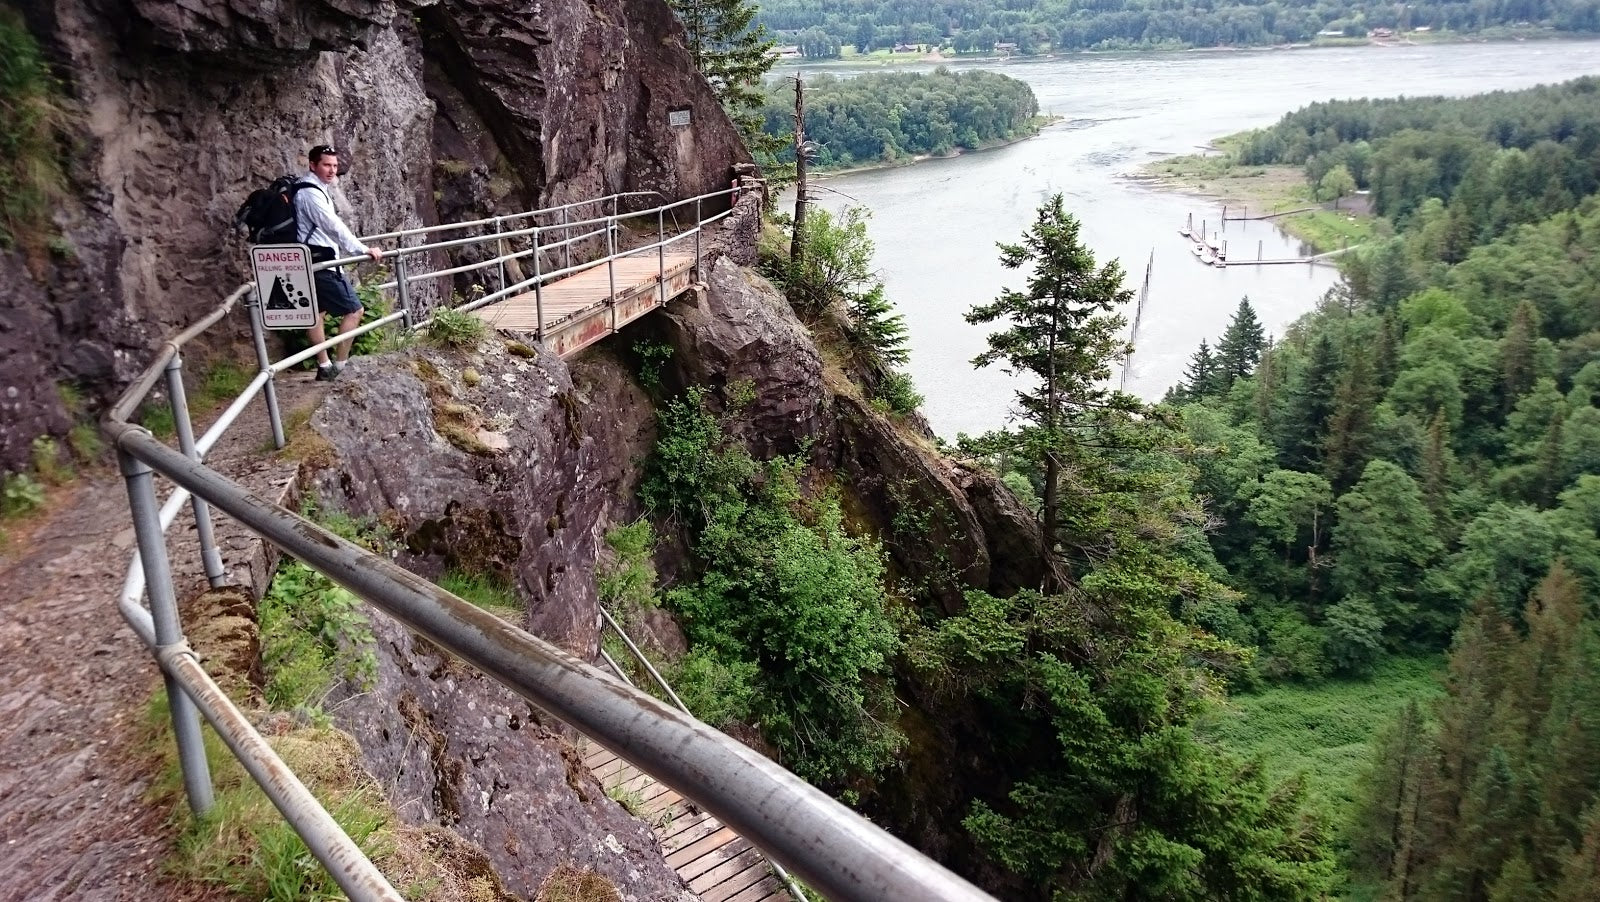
[0,375,329,900]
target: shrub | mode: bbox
[424,307,487,350]
[598,521,657,614]
[646,389,904,787]
[1,471,44,517]
[875,371,923,415]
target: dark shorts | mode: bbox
[314,268,362,317]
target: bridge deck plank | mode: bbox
[469,252,695,338]
[581,731,790,900]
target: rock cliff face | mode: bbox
[2,0,749,470]
[303,237,1049,890]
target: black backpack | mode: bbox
[234,175,323,244]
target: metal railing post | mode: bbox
[246,290,286,449]
[164,356,226,588]
[531,226,544,337]
[560,206,572,273]
[657,208,666,305]
[119,447,215,815]
[694,196,703,279]
[494,217,507,295]
[608,219,618,333]
[393,254,414,330]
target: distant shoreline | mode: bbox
[802,117,1060,180]
[771,28,1588,70]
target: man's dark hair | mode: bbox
[308,144,338,163]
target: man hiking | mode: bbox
[298,143,383,381]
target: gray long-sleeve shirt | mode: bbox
[294,173,369,257]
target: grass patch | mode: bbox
[0,8,66,263]
[1280,208,1381,254]
[1196,655,1445,819]
[603,782,645,816]
[141,694,394,902]
[438,569,523,619]
[535,863,622,902]
[425,308,487,350]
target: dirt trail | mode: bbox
[0,378,326,901]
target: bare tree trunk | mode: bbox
[789,75,808,298]
[1042,315,1062,594]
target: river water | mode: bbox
[779,40,1600,438]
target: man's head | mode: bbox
[308,144,340,184]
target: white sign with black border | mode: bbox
[251,243,319,330]
[668,108,691,127]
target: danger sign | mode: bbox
[251,244,318,330]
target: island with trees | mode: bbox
[760,69,1044,170]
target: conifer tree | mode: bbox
[1216,297,1267,386]
[1182,338,1221,400]
[1536,411,1568,506]
[1278,332,1341,472]
[1552,805,1600,902]
[1501,299,1541,412]
[669,0,777,156]
[1422,409,1455,528]
[966,193,1136,579]
[1351,700,1435,890]
[1323,344,1377,491]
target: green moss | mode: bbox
[0,8,65,256]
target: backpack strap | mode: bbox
[290,181,328,245]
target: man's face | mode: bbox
[312,154,340,184]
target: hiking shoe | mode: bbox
[315,364,337,382]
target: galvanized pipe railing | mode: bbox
[103,425,992,902]
[102,182,997,902]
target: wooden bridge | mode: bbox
[582,739,794,902]
[469,250,698,357]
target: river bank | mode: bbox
[771,25,1576,71]
[803,115,1059,180]
[1131,146,1380,254]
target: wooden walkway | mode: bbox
[470,251,697,357]
[581,739,793,902]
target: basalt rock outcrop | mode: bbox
[2,0,749,470]
[300,236,1051,890]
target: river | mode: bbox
[779,40,1600,438]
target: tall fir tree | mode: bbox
[1278,332,1341,472]
[966,193,1136,580]
[1323,344,1378,491]
[1216,297,1267,387]
[669,0,778,159]
[1181,338,1221,400]
[1501,299,1541,413]
[1422,409,1455,530]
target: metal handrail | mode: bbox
[106,184,994,901]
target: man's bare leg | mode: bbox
[333,309,364,364]
[308,321,332,367]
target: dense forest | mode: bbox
[759,69,1042,167]
[757,0,1600,55]
[1153,77,1600,896]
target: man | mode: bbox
[297,143,383,381]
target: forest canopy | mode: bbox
[1154,75,1600,897]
